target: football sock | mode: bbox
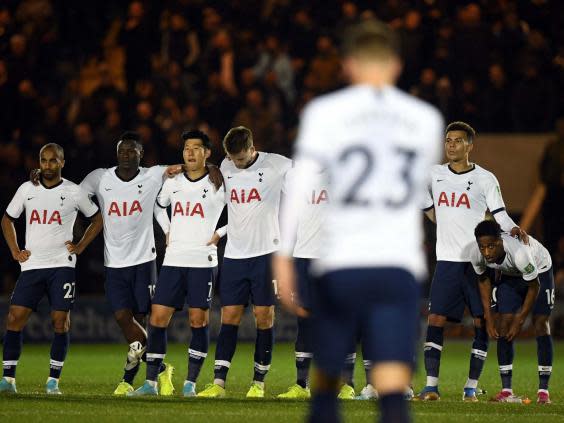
[536,335,553,390]
[309,390,340,423]
[123,340,145,384]
[363,360,372,386]
[187,326,208,383]
[146,325,167,382]
[343,352,356,388]
[253,327,273,382]
[379,392,411,423]
[467,325,488,388]
[2,330,23,378]
[295,317,313,388]
[49,332,69,379]
[214,324,239,384]
[424,325,443,387]
[497,337,514,390]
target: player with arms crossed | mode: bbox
[0,143,102,394]
[128,130,226,397]
[275,20,443,423]
[418,121,527,402]
[197,126,292,399]
[472,220,554,404]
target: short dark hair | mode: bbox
[40,143,64,160]
[118,131,142,149]
[223,126,253,154]
[474,219,501,239]
[445,121,476,143]
[341,19,400,60]
[182,130,211,149]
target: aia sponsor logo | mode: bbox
[437,192,470,208]
[172,202,204,218]
[107,200,143,216]
[230,188,262,203]
[29,210,62,225]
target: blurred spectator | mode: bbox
[304,34,341,94]
[482,63,511,131]
[160,10,200,72]
[232,87,275,151]
[410,68,437,105]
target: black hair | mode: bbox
[474,219,501,239]
[117,131,143,150]
[445,121,476,143]
[182,129,212,149]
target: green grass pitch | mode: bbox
[1,341,563,422]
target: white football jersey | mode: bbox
[281,84,443,278]
[5,179,99,271]
[157,173,225,267]
[221,152,292,259]
[423,164,510,262]
[291,167,329,259]
[80,166,165,268]
[470,233,552,281]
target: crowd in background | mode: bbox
[0,0,563,319]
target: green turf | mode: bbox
[1,341,563,422]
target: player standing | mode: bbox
[275,20,443,423]
[471,220,554,404]
[197,126,292,399]
[417,121,527,402]
[0,143,102,394]
[277,167,329,400]
[127,130,226,397]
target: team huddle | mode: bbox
[0,19,556,423]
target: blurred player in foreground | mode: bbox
[275,20,443,423]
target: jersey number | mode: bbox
[338,145,417,208]
[545,289,555,306]
[63,282,76,300]
[207,281,213,302]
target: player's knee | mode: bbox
[6,310,26,330]
[533,316,550,336]
[114,309,134,328]
[254,307,274,329]
[428,314,446,327]
[221,307,243,325]
[149,312,170,328]
[52,315,70,333]
[498,314,513,336]
[189,309,208,328]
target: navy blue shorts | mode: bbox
[429,261,483,322]
[104,260,157,315]
[312,267,420,378]
[295,258,313,310]
[219,254,275,306]
[152,266,217,310]
[11,267,76,311]
[492,268,554,315]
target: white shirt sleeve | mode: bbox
[422,176,434,210]
[469,245,487,276]
[5,183,28,219]
[76,187,99,218]
[514,246,538,281]
[149,165,168,182]
[279,156,294,194]
[157,180,172,208]
[80,168,105,196]
[153,203,170,234]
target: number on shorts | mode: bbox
[63,282,76,300]
[207,281,213,302]
[545,289,555,306]
[272,279,279,298]
[148,284,156,297]
[491,287,498,304]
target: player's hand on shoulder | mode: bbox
[511,226,529,245]
[165,164,183,178]
[65,241,83,255]
[13,249,31,262]
[206,231,221,246]
[30,169,40,186]
[206,164,224,190]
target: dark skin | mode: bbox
[2,146,103,336]
[476,235,540,342]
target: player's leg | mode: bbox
[533,269,555,404]
[47,310,70,394]
[198,257,248,397]
[462,266,488,401]
[1,305,32,393]
[339,334,357,400]
[246,254,276,397]
[494,313,515,399]
[184,267,215,396]
[356,340,378,401]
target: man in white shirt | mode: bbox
[275,20,442,423]
[0,143,102,395]
[419,121,527,402]
[127,130,226,397]
[472,219,554,404]
[198,126,292,399]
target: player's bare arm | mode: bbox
[65,212,103,255]
[506,278,540,342]
[476,272,498,339]
[1,214,31,262]
[424,208,436,223]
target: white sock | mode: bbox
[184,380,195,387]
[213,378,225,388]
[426,376,439,387]
[3,377,15,384]
[146,380,157,388]
[464,378,478,389]
[252,380,265,389]
[47,377,59,384]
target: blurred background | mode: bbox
[0,0,562,340]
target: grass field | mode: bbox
[1,341,563,422]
